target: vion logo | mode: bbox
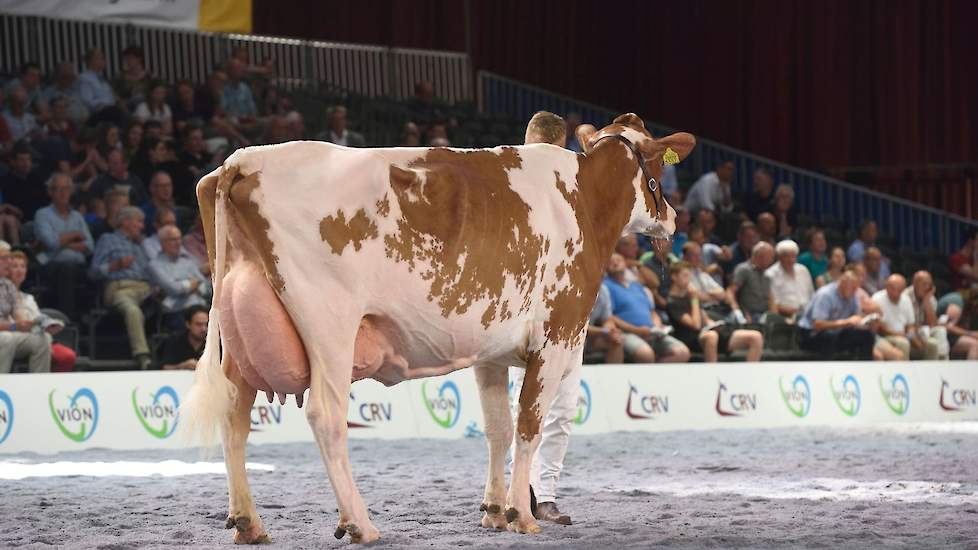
[715,381,756,417]
[573,380,592,425]
[0,389,12,444]
[348,392,393,428]
[830,375,861,417]
[132,386,179,439]
[422,380,460,429]
[626,383,669,419]
[879,374,910,416]
[250,404,282,432]
[48,388,100,442]
[940,379,977,412]
[779,375,811,418]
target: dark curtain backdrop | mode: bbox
[253,0,978,171]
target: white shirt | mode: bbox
[765,262,814,310]
[872,290,915,334]
[684,171,731,213]
[689,267,723,303]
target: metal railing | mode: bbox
[0,12,472,101]
[478,71,978,255]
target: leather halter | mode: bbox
[593,133,664,220]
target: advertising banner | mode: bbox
[0,361,975,455]
[0,0,251,33]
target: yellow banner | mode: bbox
[198,0,252,34]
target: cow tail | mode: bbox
[180,160,239,451]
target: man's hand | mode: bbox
[845,314,863,328]
[45,324,64,336]
[608,326,623,345]
[179,358,197,370]
[189,278,201,292]
[15,319,34,332]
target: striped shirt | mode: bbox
[91,230,151,281]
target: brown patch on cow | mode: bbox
[516,350,546,442]
[227,172,286,293]
[319,208,379,255]
[196,170,219,273]
[384,147,544,328]
[376,194,391,217]
[540,143,638,347]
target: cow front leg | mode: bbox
[473,363,511,529]
[305,347,380,544]
[507,349,566,534]
[221,353,269,544]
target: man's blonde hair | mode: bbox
[525,111,566,145]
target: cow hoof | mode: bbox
[505,508,542,534]
[335,521,380,544]
[229,515,270,544]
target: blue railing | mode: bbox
[478,71,977,255]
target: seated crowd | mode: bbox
[1,47,975,373]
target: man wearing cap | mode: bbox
[765,239,814,323]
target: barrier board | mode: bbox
[0,362,975,455]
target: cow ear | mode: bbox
[576,124,598,153]
[612,113,646,132]
[650,132,696,164]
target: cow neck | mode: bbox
[573,139,640,282]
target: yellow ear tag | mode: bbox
[663,147,680,165]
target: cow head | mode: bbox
[577,113,695,240]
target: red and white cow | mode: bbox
[183,113,694,543]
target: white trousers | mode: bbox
[509,351,583,503]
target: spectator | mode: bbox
[141,207,178,259]
[220,57,258,124]
[41,62,89,126]
[157,304,208,370]
[406,80,439,129]
[199,70,249,147]
[2,83,41,142]
[88,188,129,241]
[132,137,193,199]
[765,240,814,322]
[686,224,727,277]
[0,143,48,221]
[34,172,94,319]
[90,206,153,369]
[77,47,125,127]
[871,274,922,360]
[0,242,51,373]
[660,163,680,206]
[682,241,728,312]
[4,62,48,120]
[683,160,735,214]
[133,81,173,136]
[141,171,176,234]
[123,121,144,160]
[694,209,722,245]
[262,115,290,145]
[724,221,759,277]
[95,121,121,159]
[317,105,365,147]
[563,112,583,153]
[182,215,210,276]
[45,97,77,143]
[861,247,890,294]
[772,184,797,239]
[847,219,879,262]
[816,246,847,288]
[756,212,777,244]
[171,80,208,133]
[727,241,776,323]
[668,207,690,257]
[113,45,152,109]
[229,46,274,80]
[932,289,978,361]
[948,228,978,290]
[399,122,421,147]
[7,251,75,371]
[583,283,625,364]
[524,111,565,145]
[177,125,215,191]
[797,268,875,360]
[284,110,306,141]
[667,262,763,362]
[90,149,148,205]
[905,271,976,359]
[798,229,828,284]
[425,122,449,146]
[739,168,774,222]
[149,224,211,330]
[604,253,690,363]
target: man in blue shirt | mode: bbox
[797,268,875,360]
[605,253,690,363]
[77,48,125,127]
[91,206,153,369]
[34,172,93,320]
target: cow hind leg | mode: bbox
[507,348,568,534]
[473,363,512,529]
[221,353,269,544]
[305,343,380,544]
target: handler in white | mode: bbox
[508,111,582,525]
